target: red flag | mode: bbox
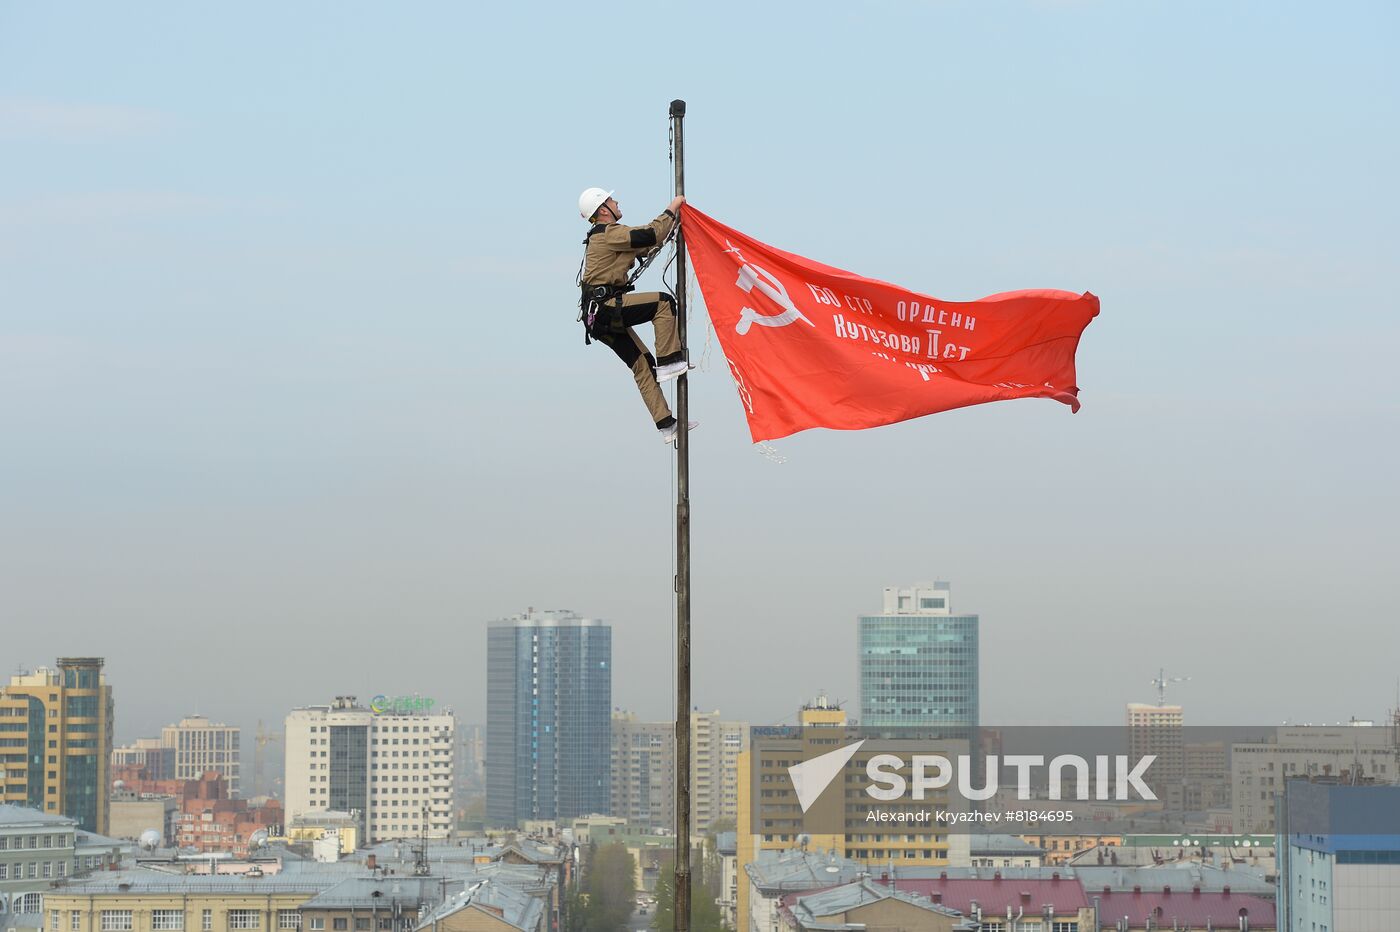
[682,207,1100,442]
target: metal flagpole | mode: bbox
[669,97,692,932]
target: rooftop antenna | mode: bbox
[1151,667,1191,706]
[412,804,430,876]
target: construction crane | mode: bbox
[253,720,284,797]
[1151,667,1191,706]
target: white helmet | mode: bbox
[578,187,614,221]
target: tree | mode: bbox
[568,841,636,932]
[651,847,724,932]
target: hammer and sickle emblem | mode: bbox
[724,240,816,336]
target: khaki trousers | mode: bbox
[591,292,683,428]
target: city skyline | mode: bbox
[3,2,1398,928]
[3,4,1395,746]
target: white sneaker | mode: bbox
[655,359,692,383]
[661,420,700,444]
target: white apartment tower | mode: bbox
[691,710,748,835]
[161,716,241,795]
[285,695,454,843]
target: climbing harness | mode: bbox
[575,215,680,344]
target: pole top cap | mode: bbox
[670,99,686,117]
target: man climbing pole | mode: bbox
[577,187,697,444]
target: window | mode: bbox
[333,920,347,931]
[72,912,82,931]
[229,912,260,930]
[52,911,61,931]
[278,913,301,930]
[100,912,133,932]
[0,864,7,879]
[152,912,184,931]
[17,894,44,914]
[202,911,212,932]
[354,921,369,931]
[43,861,52,878]
[309,921,324,931]
[1053,924,1079,932]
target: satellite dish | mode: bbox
[113,780,126,790]
[249,830,269,849]
[796,834,811,850]
[138,830,161,851]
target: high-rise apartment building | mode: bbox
[161,716,241,795]
[486,609,611,828]
[858,583,979,730]
[610,710,749,834]
[611,712,674,831]
[0,659,114,833]
[1126,702,1184,807]
[284,695,454,843]
[691,710,748,835]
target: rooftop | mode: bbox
[889,876,1090,914]
[300,876,463,910]
[53,868,341,896]
[969,833,1044,856]
[414,878,545,932]
[0,805,79,828]
[745,849,866,892]
[783,879,968,931]
[1093,889,1275,929]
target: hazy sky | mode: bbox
[2,2,1397,746]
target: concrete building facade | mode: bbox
[691,710,748,836]
[610,713,673,832]
[0,805,77,917]
[162,717,242,796]
[1232,725,1394,833]
[284,696,454,845]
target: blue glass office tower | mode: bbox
[487,610,612,828]
[858,583,979,730]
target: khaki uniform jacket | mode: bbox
[581,209,678,287]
